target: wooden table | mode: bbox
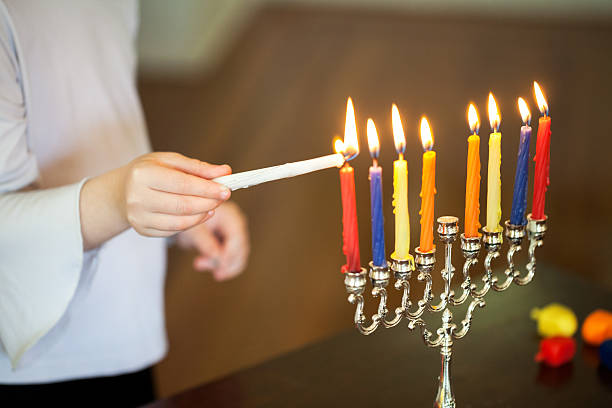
[145,265,612,407]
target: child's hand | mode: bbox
[120,152,231,237]
[176,201,250,281]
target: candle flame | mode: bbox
[391,104,406,154]
[420,116,433,151]
[533,81,549,116]
[468,103,480,134]
[334,137,345,155]
[518,97,531,125]
[488,92,501,132]
[366,118,380,159]
[343,97,359,159]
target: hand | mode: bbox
[80,152,232,249]
[121,152,232,237]
[176,201,250,281]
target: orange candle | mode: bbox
[464,104,481,238]
[419,116,436,252]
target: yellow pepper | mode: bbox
[530,303,578,338]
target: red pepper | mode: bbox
[535,337,576,367]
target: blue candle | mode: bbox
[367,119,386,266]
[510,98,532,226]
[369,166,386,266]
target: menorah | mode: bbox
[342,214,548,408]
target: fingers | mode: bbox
[187,227,223,270]
[154,152,232,179]
[142,189,222,216]
[146,166,231,200]
[194,256,219,272]
[134,211,214,236]
[213,231,249,281]
[208,204,250,281]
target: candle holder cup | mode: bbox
[343,213,547,408]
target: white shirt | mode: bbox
[0,0,167,383]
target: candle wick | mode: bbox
[373,158,378,167]
[399,153,404,161]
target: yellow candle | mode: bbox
[391,104,410,260]
[419,117,436,253]
[486,93,502,232]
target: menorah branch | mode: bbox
[452,298,486,339]
[383,272,410,328]
[408,318,446,348]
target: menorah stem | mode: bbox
[435,344,455,408]
[434,308,456,408]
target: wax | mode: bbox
[419,151,436,252]
[214,153,345,191]
[532,116,551,220]
[464,134,481,237]
[369,165,386,266]
[510,124,531,225]
[340,163,361,273]
[392,157,410,260]
[486,132,502,232]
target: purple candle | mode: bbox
[367,119,386,266]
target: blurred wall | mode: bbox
[138,0,258,76]
[139,0,612,77]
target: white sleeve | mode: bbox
[0,5,87,367]
[0,183,86,367]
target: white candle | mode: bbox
[213,153,345,191]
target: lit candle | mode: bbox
[390,104,410,261]
[337,97,361,273]
[486,93,502,233]
[367,119,386,267]
[419,116,436,253]
[532,81,551,220]
[464,103,481,237]
[510,97,532,225]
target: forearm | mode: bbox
[79,166,130,251]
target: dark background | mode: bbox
[138,4,612,397]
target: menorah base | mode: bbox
[436,349,454,408]
[343,214,547,408]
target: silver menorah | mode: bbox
[343,214,548,408]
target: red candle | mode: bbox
[337,97,361,273]
[339,162,361,273]
[532,82,551,220]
